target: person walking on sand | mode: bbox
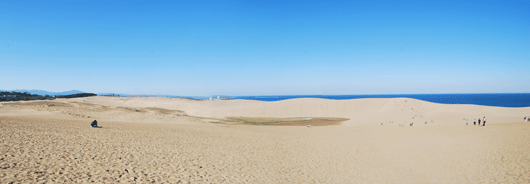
[525,116,527,122]
[466,119,468,125]
[474,118,476,125]
[478,118,481,126]
[483,117,487,126]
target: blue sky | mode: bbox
[1,0,529,96]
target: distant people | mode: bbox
[466,119,468,126]
[483,117,486,126]
[525,116,527,122]
[478,118,481,126]
[91,120,101,128]
[474,118,476,125]
[410,122,413,126]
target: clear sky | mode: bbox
[1,0,529,96]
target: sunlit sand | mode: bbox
[1,96,529,183]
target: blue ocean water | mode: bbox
[222,93,530,107]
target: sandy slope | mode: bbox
[1,97,530,183]
[62,96,529,126]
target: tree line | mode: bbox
[0,91,52,101]
[55,93,97,98]
[0,91,97,101]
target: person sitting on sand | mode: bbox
[91,120,101,128]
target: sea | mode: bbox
[219,93,530,108]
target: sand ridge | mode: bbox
[1,97,530,183]
[60,96,530,126]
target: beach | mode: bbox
[1,96,529,183]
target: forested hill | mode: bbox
[0,91,96,101]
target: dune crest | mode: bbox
[60,96,530,126]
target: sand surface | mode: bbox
[1,97,530,183]
[56,96,529,126]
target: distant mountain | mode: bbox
[2,89,88,96]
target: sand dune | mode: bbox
[62,96,529,126]
[1,97,530,183]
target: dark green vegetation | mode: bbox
[55,93,97,98]
[0,91,96,101]
[0,91,53,101]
